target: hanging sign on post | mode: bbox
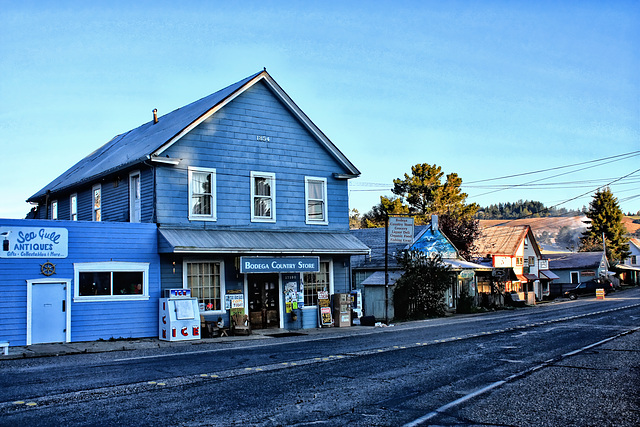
[388,217,414,244]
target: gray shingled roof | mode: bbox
[28,70,360,202]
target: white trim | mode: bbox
[183,259,226,314]
[188,167,217,221]
[70,193,78,221]
[304,176,328,225]
[129,170,141,223]
[92,183,101,222]
[570,271,580,284]
[26,278,71,345]
[73,261,150,302]
[250,171,276,223]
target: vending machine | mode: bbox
[159,289,201,341]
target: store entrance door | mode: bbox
[247,274,280,329]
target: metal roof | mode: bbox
[546,252,605,270]
[28,70,360,201]
[158,228,370,255]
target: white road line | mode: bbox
[402,326,640,427]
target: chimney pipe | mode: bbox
[153,108,158,124]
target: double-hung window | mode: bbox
[303,261,331,306]
[92,184,101,221]
[188,167,216,221]
[251,171,275,222]
[70,194,77,221]
[305,177,327,224]
[184,261,224,312]
[74,262,149,302]
[51,200,58,220]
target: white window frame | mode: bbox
[305,177,328,225]
[73,261,150,302]
[250,171,276,223]
[570,271,580,284]
[183,260,226,314]
[129,171,141,223]
[70,194,78,221]
[188,167,217,221]
[92,184,101,222]
[51,200,58,220]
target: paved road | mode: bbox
[1,288,638,426]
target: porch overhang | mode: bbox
[158,228,371,255]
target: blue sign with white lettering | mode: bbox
[240,257,320,274]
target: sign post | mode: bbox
[384,215,414,324]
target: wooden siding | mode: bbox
[0,219,160,345]
[156,81,351,231]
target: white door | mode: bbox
[31,282,67,344]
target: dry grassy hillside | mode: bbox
[479,215,639,253]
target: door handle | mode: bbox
[62,300,66,312]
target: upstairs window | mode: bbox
[51,200,58,220]
[92,184,101,221]
[251,171,276,222]
[305,177,328,224]
[188,167,216,221]
[70,194,77,221]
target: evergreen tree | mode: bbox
[579,187,630,264]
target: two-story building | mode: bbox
[618,238,640,286]
[22,69,369,333]
[474,225,556,303]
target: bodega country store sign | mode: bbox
[240,256,320,273]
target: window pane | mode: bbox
[254,177,271,196]
[308,200,324,220]
[192,172,212,195]
[79,272,111,296]
[113,272,144,295]
[94,189,101,209]
[191,195,211,215]
[254,197,272,217]
[308,180,323,199]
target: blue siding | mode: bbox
[156,82,351,231]
[0,219,160,346]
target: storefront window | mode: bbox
[186,261,222,312]
[74,262,149,301]
[303,261,330,306]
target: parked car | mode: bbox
[564,280,613,300]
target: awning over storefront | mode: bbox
[539,270,560,280]
[524,273,539,281]
[158,228,371,255]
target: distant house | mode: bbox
[616,238,640,286]
[351,216,489,320]
[473,225,556,303]
[545,252,610,296]
[13,69,369,340]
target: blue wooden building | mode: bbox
[0,219,160,345]
[23,70,369,333]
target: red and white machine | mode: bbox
[159,289,201,341]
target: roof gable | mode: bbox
[28,70,359,201]
[475,225,530,257]
[410,226,459,259]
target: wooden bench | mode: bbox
[0,341,9,356]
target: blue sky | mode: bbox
[1,1,639,219]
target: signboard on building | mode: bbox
[538,259,549,270]
[388,217,414,244]
[240,256,320,273]
[0,226,68,258]
[317,291,332,326]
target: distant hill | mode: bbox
[480,215,639,254]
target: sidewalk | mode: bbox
[0,324,385,360]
